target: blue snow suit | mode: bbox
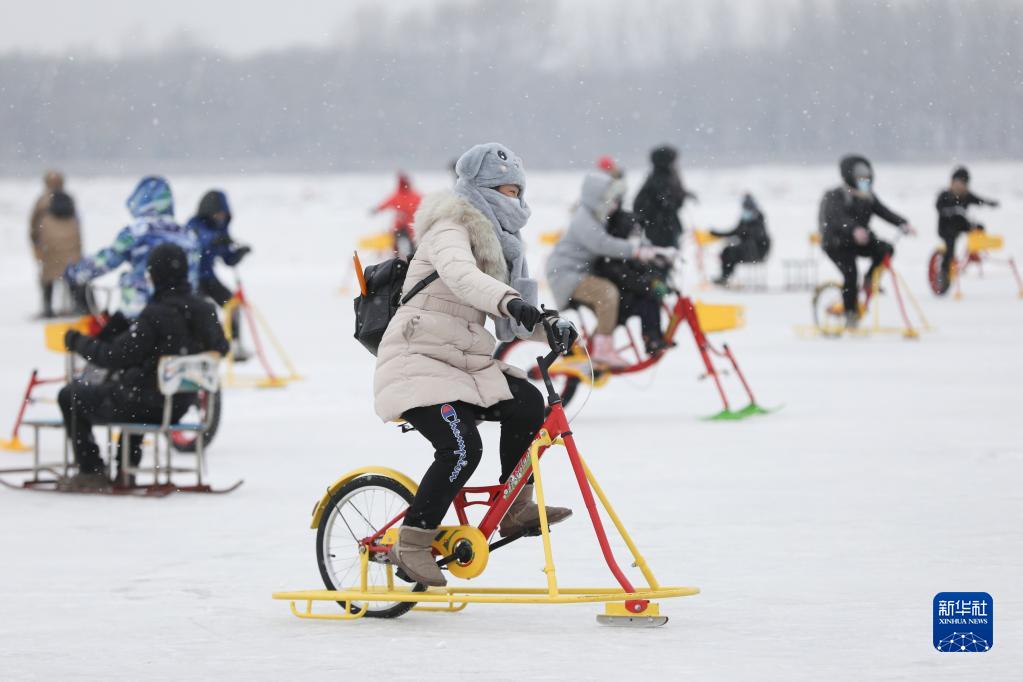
[66,176,199,317]
[185,190,246,284]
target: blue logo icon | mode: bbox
[933,592,992,652]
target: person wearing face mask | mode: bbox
[711,194,771,286]
[547,172,676,367]
[935,166,999,286]
[818,155,916,329]
[65,176,199,319]
[375,143,572,588]
[186,190,252,360]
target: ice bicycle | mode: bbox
[809,246,930,339]
[272,314,699,626]
[926,229,1023,299]
[1,287,223,457]
[495,286,770,421]
[0,302,241,495]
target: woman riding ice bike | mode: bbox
[371,143,573,589]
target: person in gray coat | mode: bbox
[546,172,675,367]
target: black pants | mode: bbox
[824,237,894,314]
[719,242,768,281]
[41,281,87,317]
[41,282,55,317]
[619,292,663,343]
[940,224,983,276]
[401,375,545,529]
[57,380,161,474]
[199,276,240,342]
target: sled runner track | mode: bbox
[0,477,243,496]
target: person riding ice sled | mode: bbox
[547,172,676,367]
[633,145,697,249]
[58,243,229,491]
[819,155,916,329]
[186,190,252,360]
[65,176,198,318]
[592,180,673,354]
[375,143,571,587]
[372,172,422,258]
[711,194,771,286]
[934,166,999,287]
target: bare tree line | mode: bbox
[0,0,1020,173]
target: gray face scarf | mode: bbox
[453,143,538,341]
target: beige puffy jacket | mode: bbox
[374,192,530,422]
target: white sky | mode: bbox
[0,0,373,56]
[0,0,814,57]
[3,0,1016,58]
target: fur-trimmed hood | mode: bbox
[414,191,509,284]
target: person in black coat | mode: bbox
[935,166,999,281]
[57,242,230,490]
[711,194,771,285]
[594,207,672,353]
[818,155,915,327]
[633,145,697,248]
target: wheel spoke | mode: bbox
[334,504,362,543]
[321,482,415,614]
[345,497,378,535]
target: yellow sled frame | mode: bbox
[222,295,301,389]
[273,432,699,621]
[799,264,931,339]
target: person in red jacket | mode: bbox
[372,173,421,257]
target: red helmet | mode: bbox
[596,155,617,172]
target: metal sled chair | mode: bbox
[110,352,222,491]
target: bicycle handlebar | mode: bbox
[535,307,579,405]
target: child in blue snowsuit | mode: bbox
[185,190,251,357]
[186,190,250,305]
[65,176,198,318]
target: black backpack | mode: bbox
[353,258,438,355]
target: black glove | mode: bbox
[506,298,543,331]
[64,330,82,352]
[547,318,579,354]
[234,245,252,260]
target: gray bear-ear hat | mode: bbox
[455,142,526,197]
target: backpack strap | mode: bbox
[400,271,440,305]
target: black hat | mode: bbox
[48,191,76,219]
[147,242,190,291]
[839,154,873,188]
[951,166,970,183]
[650,145,678,169]
[197,190,231,225]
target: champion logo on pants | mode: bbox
[441,404,469,483]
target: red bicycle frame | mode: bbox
[565,293,757,415]
[361,341,643,595]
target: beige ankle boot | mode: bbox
[499,484,572,538]
[388,526,446,587]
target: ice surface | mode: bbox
[0,164,1020,680]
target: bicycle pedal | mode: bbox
[394,567,416,584]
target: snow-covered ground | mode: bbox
[0,164,1021,680]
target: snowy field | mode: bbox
[0,163,1021,680]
